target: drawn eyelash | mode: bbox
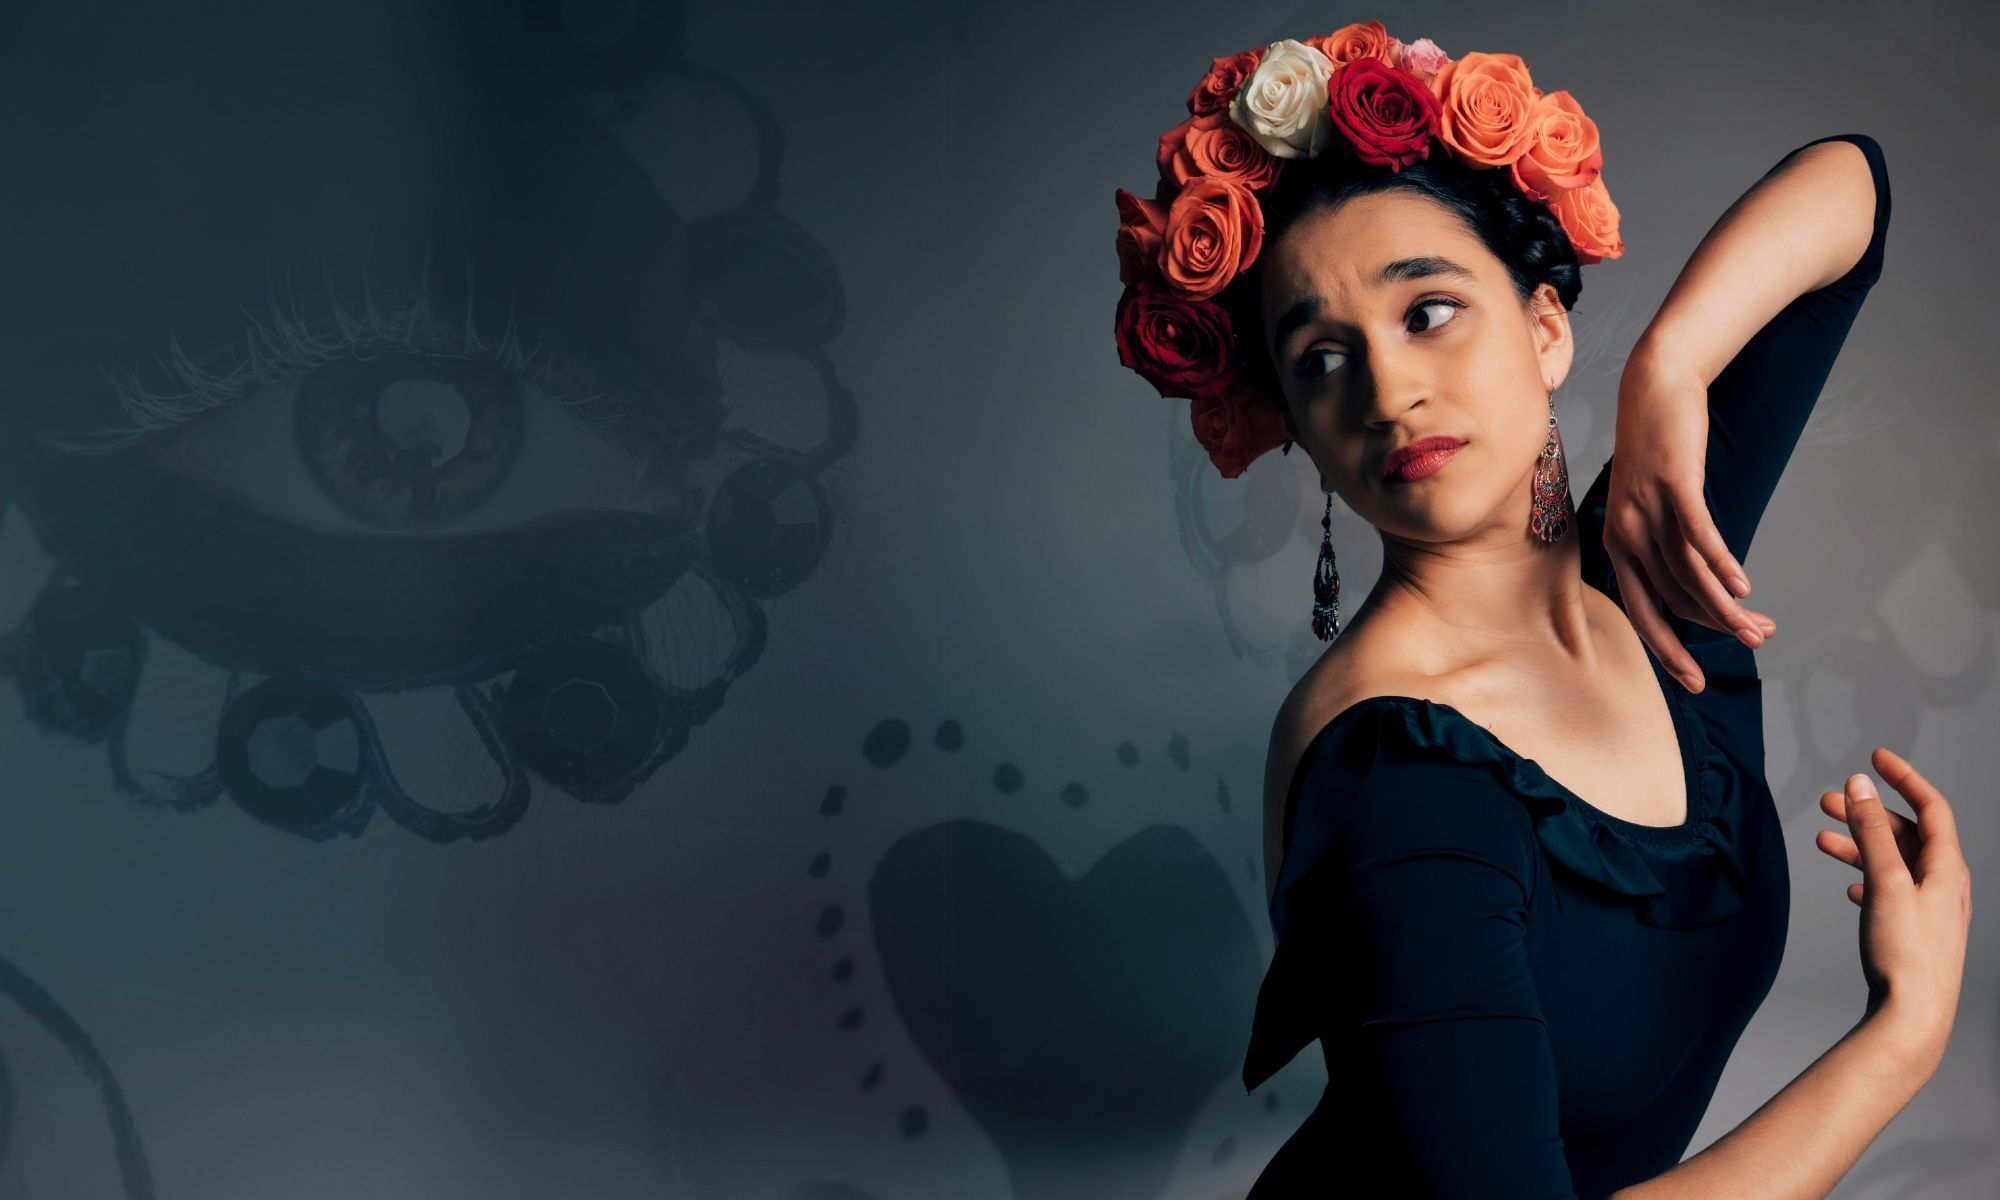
[43,251,666,456]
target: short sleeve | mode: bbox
[1261,720,1581,1197]
[1698,132,1891,568]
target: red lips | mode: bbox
[1380,435,1469,481]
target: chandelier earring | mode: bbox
[1529,388,1574,544]
[1312,490,1341,641]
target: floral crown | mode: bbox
[1113,21,1625,479]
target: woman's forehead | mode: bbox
[1266,195,1484,298]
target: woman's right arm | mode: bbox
[1609,1006,1936,1199]
[1617,747,1970,1199]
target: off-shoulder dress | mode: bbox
[1241,132,1892,1199]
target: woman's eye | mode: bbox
[1295,298,1464,383]
[1296,347,1346,382]
[1410,297,1464,333]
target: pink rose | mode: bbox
[1397,37,1451,85]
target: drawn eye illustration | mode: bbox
[0,25,855,844]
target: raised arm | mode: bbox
[1602,133,1890,691]
[1624,133,1889,572]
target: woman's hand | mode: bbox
[1605,353,1778,693]
[1814,746,1973,1076]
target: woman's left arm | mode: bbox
[1607,136,1885,692]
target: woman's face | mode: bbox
[1258,189,1573,543]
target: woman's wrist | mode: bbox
[1858,994,1949,1084]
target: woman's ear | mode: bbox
[1531,283,1574,393]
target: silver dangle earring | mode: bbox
[1529,389,1574,543]
[1312,490,1341,641]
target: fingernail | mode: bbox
[1729,576,1751,597]
[1736,627,1762,648]
[1847,773,1876,799]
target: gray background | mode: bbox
[0,0,1992,1197]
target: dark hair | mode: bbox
[1224,147,1584,403]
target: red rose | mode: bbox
[1189,371,1289,479]
[1113,188,1168,287]
[1160,175,1264,303]
[1186,48,1262,116]
[1114,281,1235,398]
[1325,56,1442,171]
[1157,111,1285,193]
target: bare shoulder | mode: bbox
[1261,628,1451,890]
[1266,617,1461,775]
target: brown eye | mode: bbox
[1410,297,1465,333]
[1295,346,1347,383]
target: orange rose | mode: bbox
[1304,19,1396,68]
[1186,47,1263,116]
[1430,50,1540,167]
[1548,176,1625,264]
[1159,175,1264,303]
[1189,371,1289,479]
[1509,90,1603,202]
[1157,111,1285,193]
[1113,188,1168,287]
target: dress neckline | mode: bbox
[1285,635,1707,842]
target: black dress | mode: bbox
[1241,133,1891,1200]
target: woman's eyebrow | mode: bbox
[1272,256,1478,357]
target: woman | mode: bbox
[1111,25,1971,1198]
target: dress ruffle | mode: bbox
[1271,697,1755,935]
[1245,685,1761,1092]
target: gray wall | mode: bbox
[0,0,1991,1196]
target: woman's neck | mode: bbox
[1354,519,1604,677]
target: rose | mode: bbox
[1226,39,1337,160]
[1189,371,1290,478]
[1325,56,1443,172]
[1113,188,1169,287]
[1157,111,1285,192]
[1187,47,1263,117]
[1509,90,1603,202]
[1429,50,1540,167]
[1548,175,1625,264]
[1113,280,1236,398]
[1396,37,1452,86]
[1304,19,1397,69]
[1158,174,1264,302]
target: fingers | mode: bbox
[1665,489,1771,647]
[1871,745,1965,878]
[1841,771,1912,891]
[1816,826,1859,868]
[1611,555,1705,691]
[1817,786,1916,837]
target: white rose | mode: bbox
[1226,39,1336,161]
